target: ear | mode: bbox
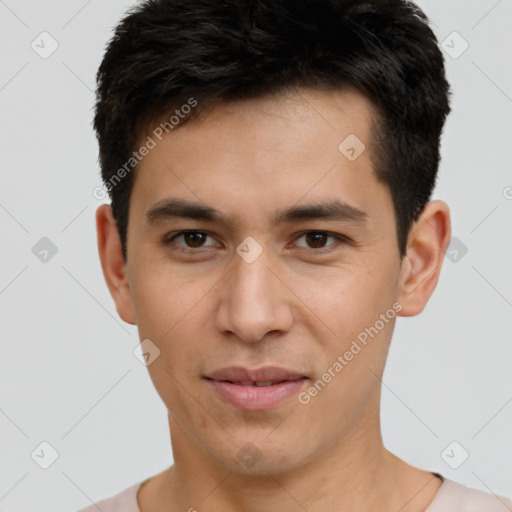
[96,204,136,325]
[396,200,452,317]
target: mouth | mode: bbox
[204,365,308,383]
[206,378,305,387]
[203,368,309,410]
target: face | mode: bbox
[98,87,446,476]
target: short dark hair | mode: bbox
[94,0,452,262]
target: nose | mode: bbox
[215,243,294,344]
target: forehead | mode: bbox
[130,87,392,232]
[159,86,377,159]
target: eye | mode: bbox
[163,230,218,250]
[293,231,347,251]
[162,230,349,254]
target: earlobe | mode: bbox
[96,204,137,325]
[397,200,452,317]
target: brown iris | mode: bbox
[304,232,329,249]
[183,232,207,248]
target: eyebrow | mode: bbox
[145,198,368,227]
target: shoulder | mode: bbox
[75,481,143,512]
[428,478,512,512]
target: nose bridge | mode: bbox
[232,247,273,306]
[217,240,291,342]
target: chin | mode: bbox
[211,441,310,476]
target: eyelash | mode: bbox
[162,230,350,255]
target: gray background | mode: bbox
[1,0,511,510]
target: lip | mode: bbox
[203,366,308,411]
[204,365,307,383]
[205,378,308,410]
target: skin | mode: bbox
[96,86,451,512]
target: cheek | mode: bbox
[292,260,398,370]
[130,258,206,333]
[130,266,217,371]
[293,265,390,327]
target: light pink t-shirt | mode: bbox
[76,474,512,512]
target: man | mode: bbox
[80,0,512,510]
